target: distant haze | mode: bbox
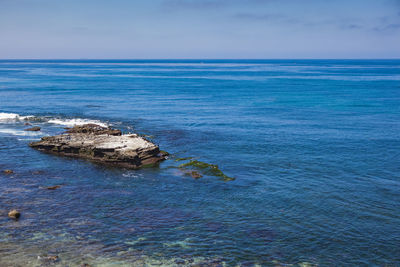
[0,0,399,59]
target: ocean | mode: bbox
[0,60,399,266]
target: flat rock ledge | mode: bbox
[29,124,167,169]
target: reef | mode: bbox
[29,124,167,169]
[179,160,235,181]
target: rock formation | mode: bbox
[25,126,41,131]
[30,124,167,169]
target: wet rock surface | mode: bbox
[29,124,167,169]
[8,209,21,220]
[24,126,41,131]
[65,123,121,136]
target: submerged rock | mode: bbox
[190,171,203,179]
[183,170,203,179]
[29,124,167,169]
[3,169,14,174]
[175,157,194,162]
[45,185,61,190]
[8,209,21,220]
[179,160,234,181]
[38,255,59,263]
[24,126,41,131]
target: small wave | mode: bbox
[0,128,43,137]
[122,172,144,178]
[47,118,109,128]
[0,112,34,122]
[0,112,109,128]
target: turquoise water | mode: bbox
[0,60,399,266]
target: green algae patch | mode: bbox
[175,157,194,162]
[179,160,235,181]
[182,170,203,179]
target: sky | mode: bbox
[0,0,399,59]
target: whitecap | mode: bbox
[0,128,43,136]
[0,112,109,129]
[0,112,20,121]
[0,112,36,123]
[122,172,144,178]
[47,118,109,128]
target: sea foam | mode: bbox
[0,112,34,122]
[0,128,43,137]
[47,118,109,128]
[0,112,109,128]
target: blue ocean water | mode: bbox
[0,60,399,266]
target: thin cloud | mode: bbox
[339,24,363,30]
[162,0,226,10]
[233,13,286,22]
[162,0,278,10]
[233,11,400,34]
[373,23,400,32]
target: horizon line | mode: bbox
[1,58,400,61]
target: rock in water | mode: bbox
[46,185,61,190]
[8,209,21,219]
[182,170,203,179]
[24,126,41,131]
[29,124,167,169]
[190,171,203,179]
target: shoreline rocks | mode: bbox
[29,124,167,169]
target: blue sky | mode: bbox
[0,0,399,59]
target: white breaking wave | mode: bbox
[0,112,34,122]
[47,118,109,128]
[0,112,109,128]
[0,128,43,136]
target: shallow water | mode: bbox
[0,60,399,266]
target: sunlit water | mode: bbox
[0,60,399,266]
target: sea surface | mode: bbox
[0,60,399,266]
